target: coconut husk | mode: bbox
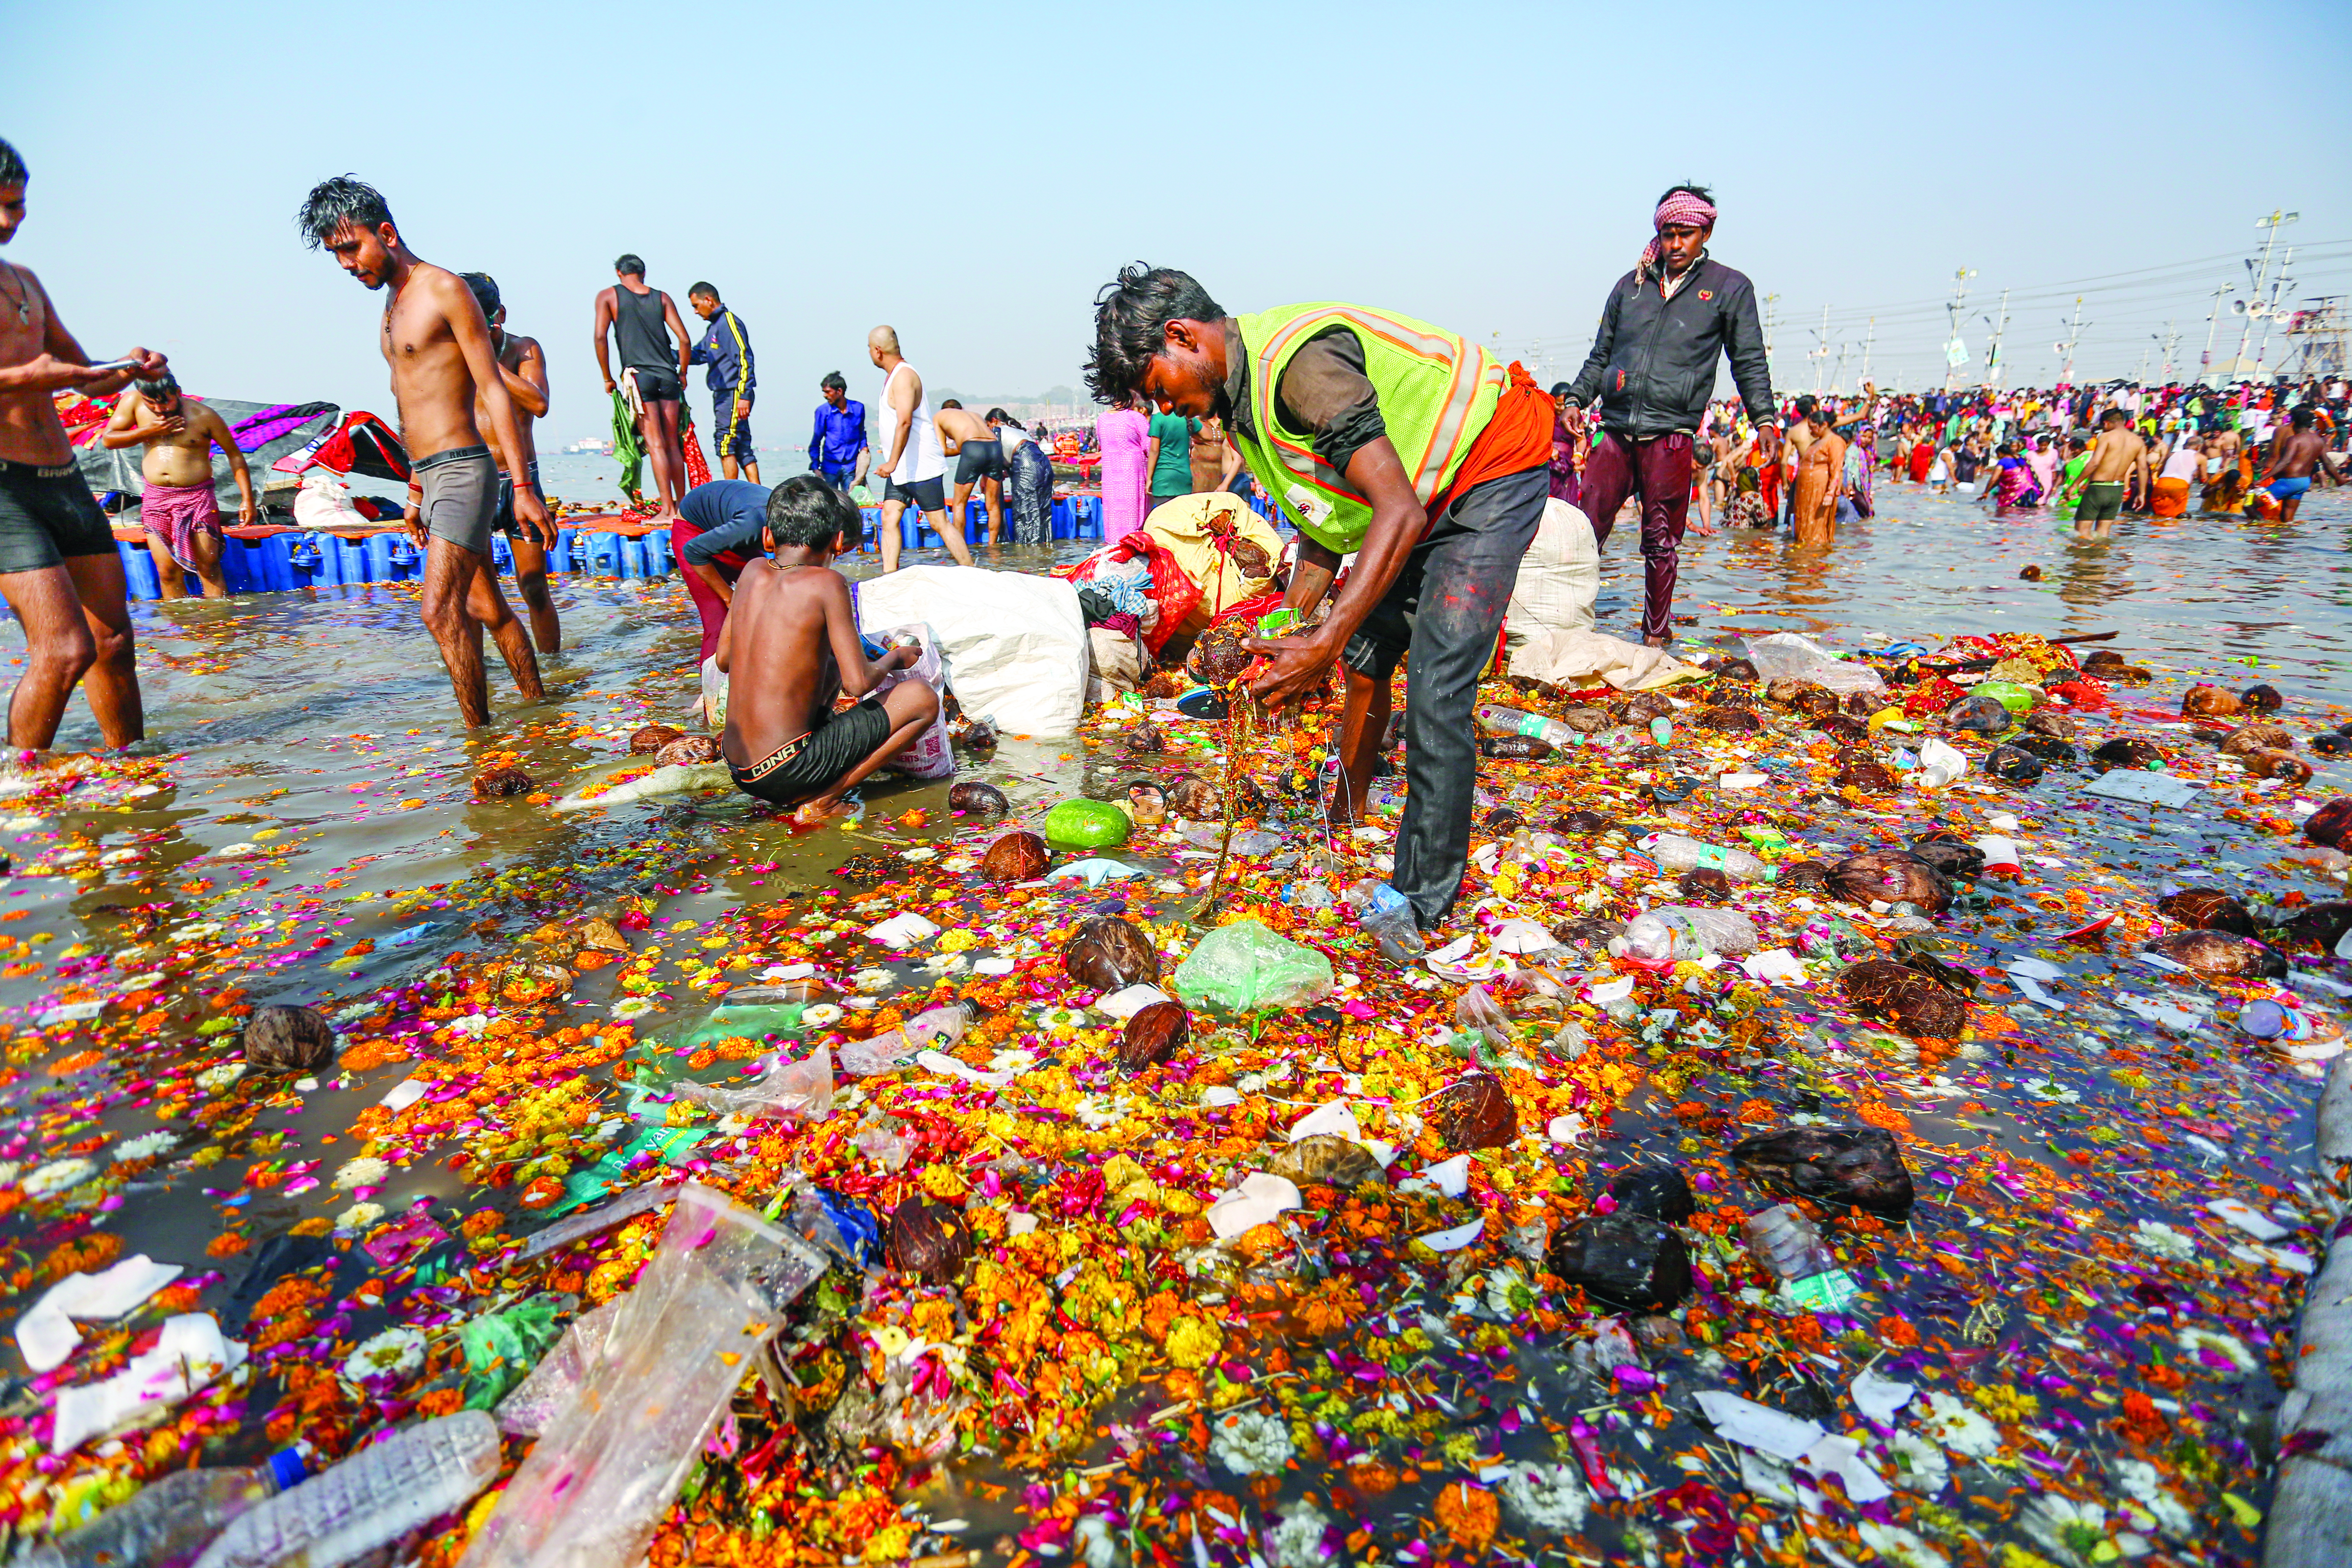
[1825,851,1950,913]
[1270,1134,1386,1190]
[2181,685,2241,719]
[948,781,1010,815]
[2091,737,2165,770]
[2247,750,2313,785]
[1430,1072,1518,1152]
[1697,707,1762,733]
[655,735,720,767]
[243,1004,335,1072]
[884,1198,972,1286]
[1062,916,1160,990]
[1839,958,1969,1038]
[2307,799,2352,849]
[2242,684,2283,714]
[474,766,534,799]
[2143,929,2287,979]
[2155,888,2257,937]
[2220,721,2295,757]
[629,724,684,755]
[1730,1123,1915,1221]
[980,832,1050,882]
[1118,1001,1189,1073]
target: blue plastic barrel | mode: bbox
[490,534,514,574]
[645,529,673,575]
[334,536,371,583]
[585,532,620,576]
[118,540,161,601]
[619,536,648,578]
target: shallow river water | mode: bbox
[3,477,2349,1565]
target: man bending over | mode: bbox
[716,475,935,823]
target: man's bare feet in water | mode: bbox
[1644,633,1674,650]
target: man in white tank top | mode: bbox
[866,325,970,570]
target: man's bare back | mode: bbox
[721,560,859,766]
[2269,427,2330,481]
[935,405,991,449]
[2083,426,2144,485]
[477,332,544,475]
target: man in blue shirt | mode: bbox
[808,371,868,496]
[687,283,758,483]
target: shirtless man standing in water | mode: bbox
[0,135,160,750]
[101,372,253,599]
[2260,406,2344,523]
[2073,407,2149,540]
[297,175,543,726]
[459,272,560,654]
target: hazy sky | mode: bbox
[15,0,2350,444]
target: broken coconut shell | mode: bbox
[1907,833,1984,880]
[884,1197,972,1286]
[2091,737,2166,770]
[947,781,1010,815]
[1765,680,1839,718]
[1118,1001,1189,1074]
[1812,715,1868,744]
[473,766,533,800]
[2279,902,2352,954]
[1825,851,1950,913]
[1062,916,1160,990]
[1166,773,1221,820]
[2246,751,2314,785]
[1775,858,1830,893]
[1696,707,1762,733]
[243,1004,336,1072]
[1678,868,1733,904]
[1984,744,2047,784]
[655,735,721,767]
[1839,958,1970,1039]
[1430,1072,1519,1152]
[2154,888,2257,938]
[980,831,1051,882]
[1836,761,1900,795]
[1730,1123,1915,1221]
[628,724,684,755]
[2142,930,2288,980]
[1605,1165,1696,1224]
[2242,684,2284,714]
[2220,721,2295,757]
[1271,1134,1386,1191]
[1715,657,1760,681]
[1122,723,1167,756]
[1551,808,1615,836]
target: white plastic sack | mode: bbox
[1741,632,1886,695]
[854,566,1089,736]
[868,622,954,780]
[292,469,367,530]
[1505,498,1600,655]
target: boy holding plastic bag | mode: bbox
[715,476,939,822]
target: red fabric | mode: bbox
[681,413,713,490]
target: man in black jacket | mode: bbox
[1563,184,1778,647]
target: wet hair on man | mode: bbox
[1085,263,1225,404]
[0,136,26,187]
[133,371,180,402]
[614,253,645,277]
[763,474,862,551]
[459,271,501,318]
[296,174,395,248]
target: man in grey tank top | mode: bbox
[592,254,692,519]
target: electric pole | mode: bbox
[2055,298,2087,385]
[2231,209,2299,381]
[1858,318,1876,389]
[1941,269,1975,392]
[1809,305,1830,393]
[1981,287,2011,388]
[2201,281,2231,386]
[2254,245,2296,375]
[1831,341,1851,395]
[1760,294,1780,390]
[2157,321,2179,382]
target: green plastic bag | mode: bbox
[1973,681,2037,714]
[1173,920,1333,1012]
[1043,798,1130,849]
[460,1294,567,1409]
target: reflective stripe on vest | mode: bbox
[1233,304,1503,553]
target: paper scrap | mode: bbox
[1740,949,1809,987]
[1417,1217,1485,1252]
[1852,1367,1916,1427]
[2082,771,2203,808]
[51,1313,244,1454]
[2207,1198,2289,1241]
[1287,1100,1364,1146]
[864,912,942,949]
[1799,1433,1891,1503]
[2011,975,2067,1011]
[16,1255,186,1374]
[1097,984,1173,1020]
[1692,1390,1827,1461]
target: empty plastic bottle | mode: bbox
[1345,878,1423,961]
[1636,832,1772,883]
[27,1451,308,1568]
[1744,1204,1836,1283]
[193,1412,501,1568]
[1473,703,1581,751]
[1611,906,1761,962]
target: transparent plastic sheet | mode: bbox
[494,1299,618,1438]
[1171,919,1335,1012]
[671,1043,835,1121]
[459,1185,828,1568]
[1740,631,1886,696]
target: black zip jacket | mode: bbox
[1565,256,1776,439]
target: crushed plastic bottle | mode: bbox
[837,1004,969,1077]
[1744,1204,1836,1282]
[1473,703,1581,751]
[1611,906,1761,962]
[1344,879,1424,961]
[1636,833,1772,883]
[194,1413,498,1568]
[28,1450,308,1568]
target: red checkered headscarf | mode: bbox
[1636,190,1718,286]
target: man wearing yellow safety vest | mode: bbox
[1086,265,1553,941]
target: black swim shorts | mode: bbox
[632,368,682,402]
[0,459,118,575]
[882,474,947,513]
[492,460,543,539]
[728,695,893,806]
[2076,481,2126,524]
[954,439,1005,485]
